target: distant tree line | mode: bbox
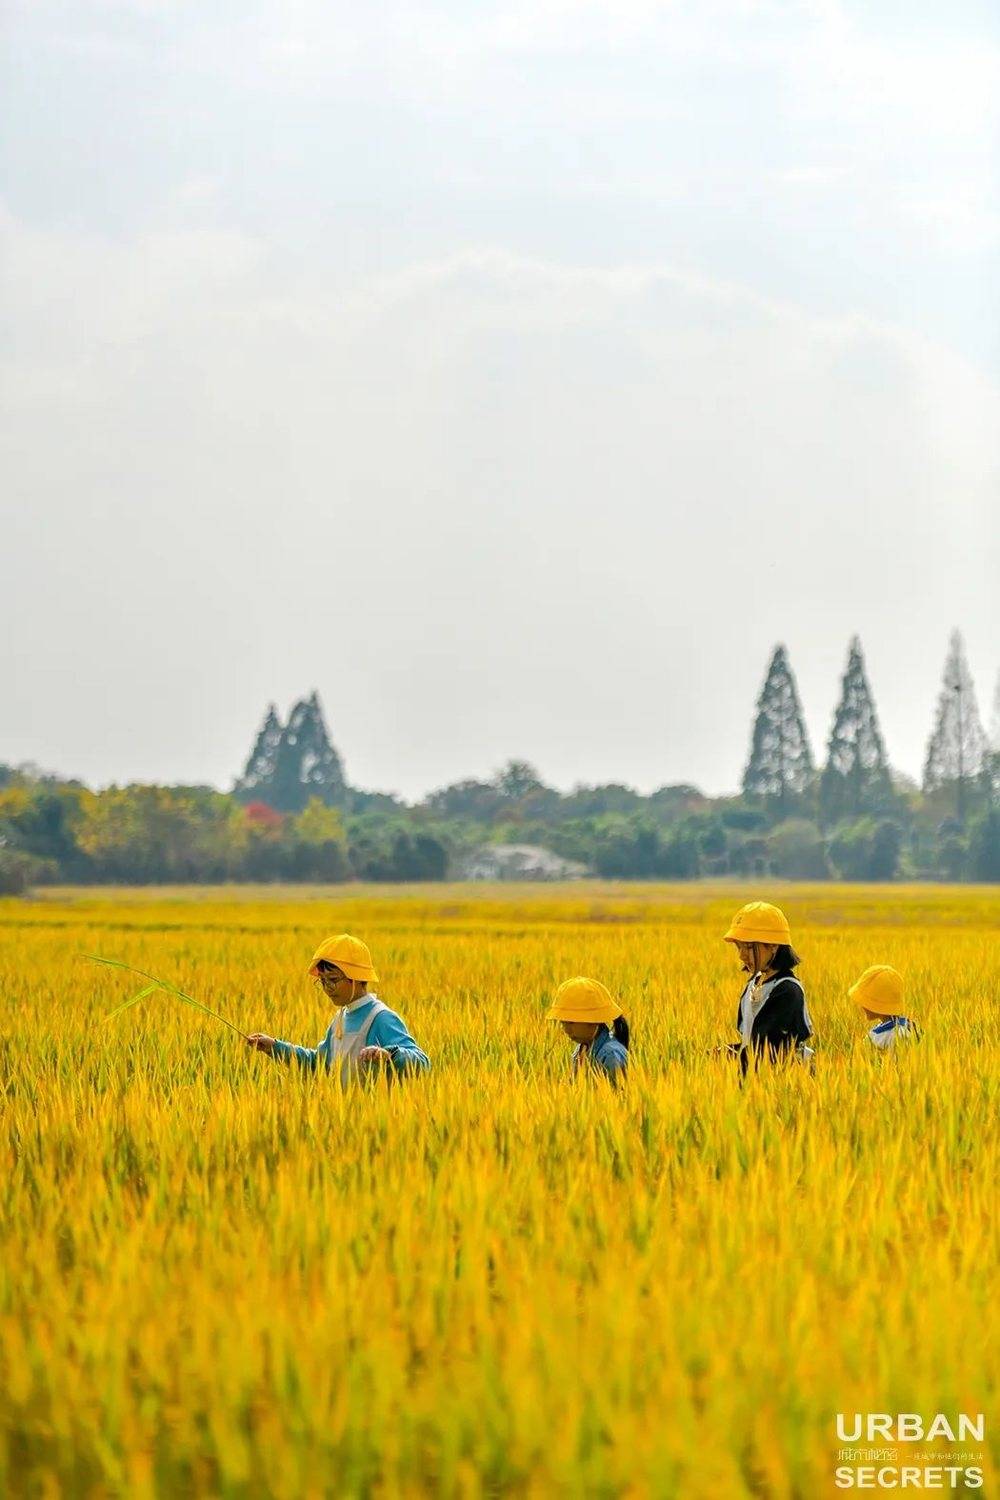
[2,640,998,892]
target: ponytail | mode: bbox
[612,1014,630,1051]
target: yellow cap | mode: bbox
[308,933,378,982]
[849,965,905,1017]
[723,901,791,945]
[546,977,622,1026]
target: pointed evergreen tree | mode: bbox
[983,668,1000,805]
[742,645,815,809]
[819,636,893,823]
[270,692,348,812]
[298,691,348,808]
[923,630,986,820]
[234,704,284,803]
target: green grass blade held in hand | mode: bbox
[104,982,161,1021]
[87,955,251,1039]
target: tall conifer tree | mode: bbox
[742,645,814,809]
[988,669,1000,803]
[270,693,348,812]
[923,630,986,820]
[234,695,348,812]
[820,636,893,822]
[234,705,284,802]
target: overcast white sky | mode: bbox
[2,0,998,800]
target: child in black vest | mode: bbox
[721,902,814,1072]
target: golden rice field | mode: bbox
[1,881,998,1499]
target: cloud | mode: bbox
[2,212,997,794]
[2,0,997,793]
[899,189,1000,256]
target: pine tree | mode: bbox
[297,691,348,809]
[270,692,348,813]
[984,669,1000,805]
[234,705,284,802]
[742,645,815,809]
[819,636,893,823]
[494,761,544,800]
[234,694,349,812]
[922,630,986,820]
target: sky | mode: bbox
[2,0,998,802]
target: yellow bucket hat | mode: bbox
[849,965,904,1017]
[308,933,378,982]
[723,901,791,945]
[546,977,622,1026]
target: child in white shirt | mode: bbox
[848,965,919,1050]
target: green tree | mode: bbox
[647,785,708,822]
[590,816,658,878]
[658,825,701,877]
[0,784,88,872]
[868,819,903,880]
[236,694,348,813]
[348,823,448,881]
[820,636,893,824]
[77,786,245,882]
[742,645,814,811]
[698,818,728,863]
[810,814,901,882]
[0,848,57,894]
[563,785,643,818]
[424,780,503,821]
[271,693,348,813]
[968,809,1000,881]
[923,631,987,822]
[287,798,350,881]
[766,819,829,879]
[242,803,287,881]
[494,761,545,801]
[828,818,877,881]
[588,815,700,879]
[234,704,284,803]
[935,827,968,882]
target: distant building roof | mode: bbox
[458,843,589,881]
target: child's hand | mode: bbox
[356,1045,392,1076]
[246,1033,276,1055]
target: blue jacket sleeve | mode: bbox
[597,1045,628,1082]
[271,1027,330,1072]
[587,1034,628,1083]
[368,1009,430,1074]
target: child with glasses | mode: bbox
[246,933,430,1082]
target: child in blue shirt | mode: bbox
[246,933,429,1083]
[547,976,629,1083]
[849,965,919,1050]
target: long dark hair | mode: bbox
[612,1015,630,1050]
[743,943,802,975]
